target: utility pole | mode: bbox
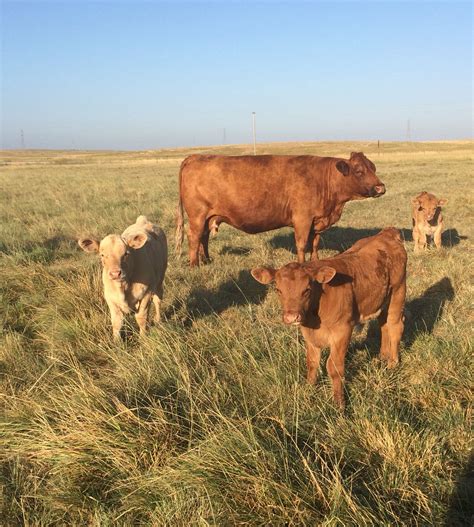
[20,129,25,149]
[406,120,411,142]
[252,112,256,155]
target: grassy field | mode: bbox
[1,141,473,526]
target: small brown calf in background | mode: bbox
[411,192,447,252]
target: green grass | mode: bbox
[1,141,473,526]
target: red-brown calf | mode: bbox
[251,228,407,409]
[411,192,447,252]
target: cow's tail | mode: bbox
[174,160,186,258]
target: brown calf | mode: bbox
[176,152,385,266]
[79,216,167,339]
[251,228,407,408]
[411,192,447,252]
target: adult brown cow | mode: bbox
[175,152,385,266]
[251,228,407,409]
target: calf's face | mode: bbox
[412,192,447,223]
[336,152,385,199]
[78,232,148,281]
[251,263,336,325]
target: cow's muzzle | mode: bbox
[108,269,125,281]
[371,184,386,197]
[283,312,302,326]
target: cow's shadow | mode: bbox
[165,270,268,325]
[269,227,465,255]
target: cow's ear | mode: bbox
[411,197,420,206]
[126,232,148,249]
[78,238,99,253]
[251,267,276,285]
[336,160,350,176]
[438,198,448,206]
[306,266,336,284]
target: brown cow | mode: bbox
[251,228,406,409]
[79,216,167,339]
[175,152,385,266]
[411,192,447,252]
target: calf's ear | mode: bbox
[411,197,420,206]
[126,232,148,249]
[251,267,276,285]
[336,160,350,176]
[438,198,448,206]
[307,266,336,284]
[78,238,99,253]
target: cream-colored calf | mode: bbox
[411,192,447,253]
[79,216,167,339]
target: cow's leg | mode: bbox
[306,341,322,384]
[152,284,163,324]
[294,222,313,263]
[310,232,321,261]
[433,226,442,249]
[327,328,351,409]
[135,294,152,336]
[107,301,124,341]
[199,229,211,263]
[187,216,206,267]
[384,284,405,368]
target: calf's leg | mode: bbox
[413,228,426,253]
[107,301,124,340]
[433,226,442,249]
[306,341,322,384]
[327,329,351,409]
[385,284,405,368]
[135,294,152,336]
[152,284,163,324]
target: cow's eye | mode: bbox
[304,287,311,295]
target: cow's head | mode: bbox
[412,192,447,223]
[78,231,148,282]
[336,152,385,199]
[251,262,336,326]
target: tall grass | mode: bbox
[1,141,473,525]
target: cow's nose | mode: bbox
[108,269,122,280]
[374,184,386,195]
[283,312,302,325]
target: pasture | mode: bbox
[1,141,473,525]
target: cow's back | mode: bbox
[179,154,335,233]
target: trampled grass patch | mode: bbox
[1,141,473,525]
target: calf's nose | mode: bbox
[283,312,302,325]
[108,269,122,280]
[374,184,386,195]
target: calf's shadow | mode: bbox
[348,277,455,372]
[165,270,268,324]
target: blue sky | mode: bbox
[1,1,472,150]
